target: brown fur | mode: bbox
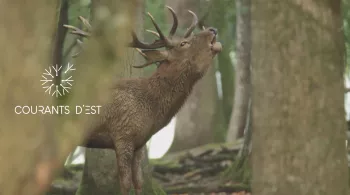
[66,10,222,195]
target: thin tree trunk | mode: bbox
[252,1,348,194]
[210,0,235,128]
[226,0,251,142]
[167,0,219,152]
[206,0,235,142]
[52,0,69,85]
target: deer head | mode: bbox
[65,6,222,78]
[131,6,222,78]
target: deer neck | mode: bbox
[148,60,200,125]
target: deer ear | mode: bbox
[133,49,169,68]
[141,50,168,62]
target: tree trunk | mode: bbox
[251,1,348,195]
[56,0,141,166]
[209,0,235,130]
[0,0,142,194]
[226,0,251,142]
[52,0,68,85]
[0,1,58,194]
[198,0,235,142]
[167,0,219,152]
[74,1,164,195]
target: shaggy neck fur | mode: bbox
[147,60,202,128]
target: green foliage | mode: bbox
[206,0,235,51]
[207,0,236,138]
[68,0,91,22]
[144,0,166,42]
[140,0,167,75]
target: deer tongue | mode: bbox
[210,35,222,53]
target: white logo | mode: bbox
[40,63,76,97]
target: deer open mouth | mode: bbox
[211,35,217,44]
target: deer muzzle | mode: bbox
[208,28,222,54]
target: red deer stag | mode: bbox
[64,6,222,195]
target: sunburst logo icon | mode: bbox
[40,63,76,97]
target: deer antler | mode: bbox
[63,16,91,57]
[64,7,201,68]
[146,30,160,38]
[63,16,91,37]
[130,6,178,49]
[166,6,178,37]
[184,10,198,38]
[129,31,165,49]
[64,6,180,50]
[128,8,177,49]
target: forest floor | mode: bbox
[174,193,250,195]
[151,141,251,195]
[47,142,251,195]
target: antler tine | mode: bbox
[128,12,174,49]
[147,12,172,46]
[64,24,91,37]
[146,30,160,38]
[78,16,92,31]
[184,10,198,38]
[63,16,92,58]
[166,6,178,37]
[64,16,92,38]
[135,48,147,58]
[132,61,155,69]
[129,31,165,49]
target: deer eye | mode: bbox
[180,41,188,47]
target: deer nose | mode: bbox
[208,28,217,35]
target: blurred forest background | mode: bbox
[48,0,350,194]
[1,0,350,195]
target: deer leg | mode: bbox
[132,147,145,195]
[115,142,134,195]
